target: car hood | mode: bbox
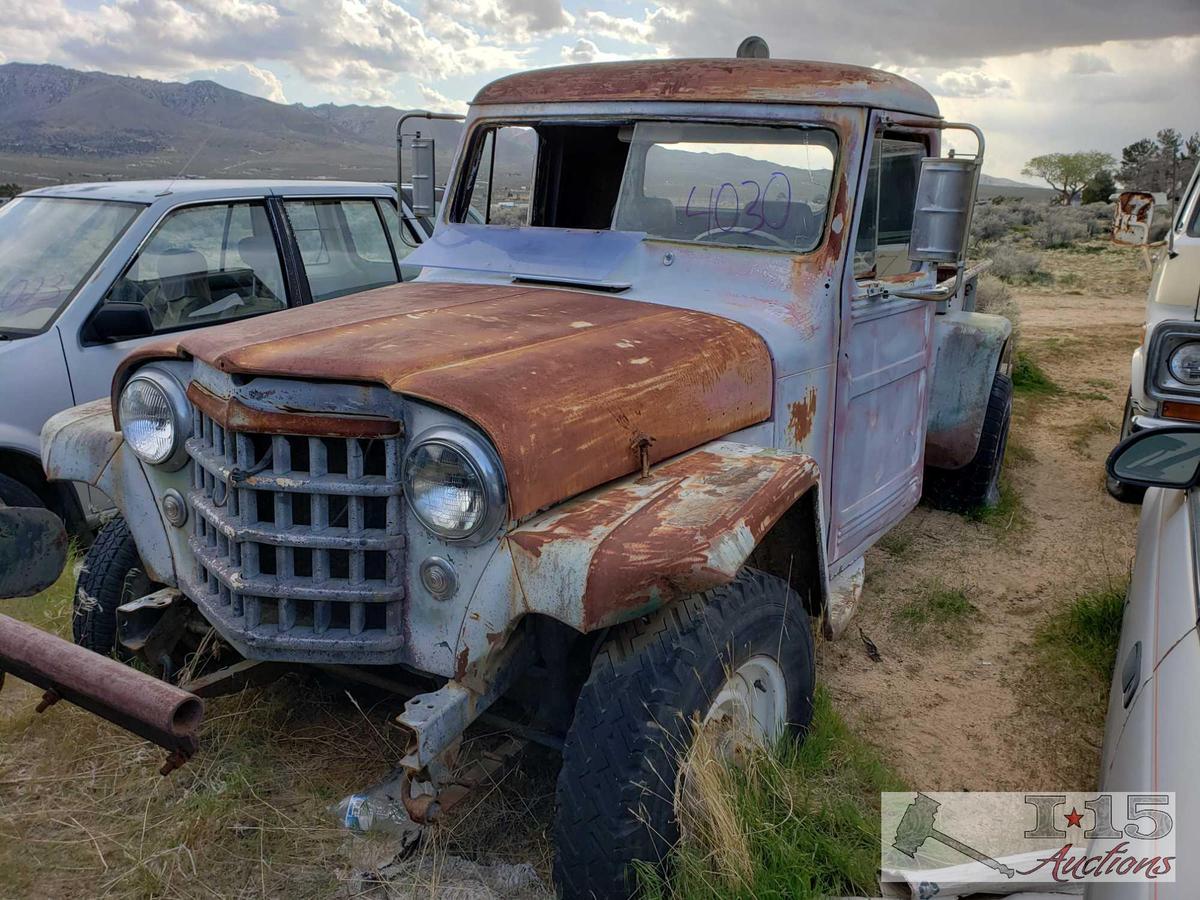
[116,281,773,519]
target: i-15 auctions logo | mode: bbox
[880,792,1176,891]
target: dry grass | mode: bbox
[0,568,555,899]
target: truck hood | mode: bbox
[117,281,773,519]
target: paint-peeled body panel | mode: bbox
[114,282,773,520]
[506,442,819,631]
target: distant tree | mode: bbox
[1081,168,1116,204]
[1022,151,1115,205]
[1119,130,1200,198]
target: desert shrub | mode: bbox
[1011,201,1047,226]
[974,274,1021,342]
[970,204,1019,244]
[1031,208,1090,248]
[989,242,1046,283]
[1080,202,1115,236]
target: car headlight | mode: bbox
[403,426,506,542]
[118,368,191,469]
[1168,343,1200,386]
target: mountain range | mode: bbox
[0,62,462,187]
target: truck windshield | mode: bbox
[453,120,837,254]
[614,122,837,252]
[0,197,141,334]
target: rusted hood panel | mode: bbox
[118,282,773,519]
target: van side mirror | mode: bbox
[1112,191,1155,247]
[908,156,981,265]
[86,301,154,343]
[1106,426,1200,489]
[0,505,67,598]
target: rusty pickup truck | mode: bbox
[25,48,1011,898]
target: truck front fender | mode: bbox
[453,441,824,684]
[41,400,176,582]
[925,311,1013,470]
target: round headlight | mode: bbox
[1168,343,1200,386]
[119,369,190,468]
[403,427,505,542]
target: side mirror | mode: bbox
[1106,426,1200,489]
[411,135,437,218]
[86,301,154,343]
[908,156,981,265]
[1112,191,1155,247]
[0,505,67,598]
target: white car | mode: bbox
[1089,424,1200,898]
[1109,161,1200,502]
[0,180,427,531]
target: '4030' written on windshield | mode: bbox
[615,123,837,253]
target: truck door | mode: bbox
[828,124,934,564]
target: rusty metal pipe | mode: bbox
[0,614,204,772]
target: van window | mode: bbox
[284,199,400,301]
[104,202,287,332]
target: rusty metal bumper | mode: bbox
[0,614,204,773]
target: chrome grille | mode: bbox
[184,407,406,657]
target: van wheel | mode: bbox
[924,371,1012,513]
[0,472,44,509]
[74,515,149,654]
[1106,392,1146,505]
[552,569,815,899]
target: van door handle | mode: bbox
[1121,641,1142,709]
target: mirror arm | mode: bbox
[885,263,963,302]
[396,110,465,244]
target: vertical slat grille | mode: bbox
[183,408,406,653]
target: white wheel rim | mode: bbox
[701,654,789,749]
[675,655,789,827]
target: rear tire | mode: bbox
[74,515,147,654]
[1106,392,1146,505]
[0,472,44,509]
[552,568,815,899]
[924,371,1013,513]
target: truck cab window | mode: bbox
[854,135,927,277]
[462,126,538,225]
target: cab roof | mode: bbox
[472,58,939,117]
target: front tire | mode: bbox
[74,515,148,654]
[0,472,44,509]
[924,371,1013,513]
[552,568,815,899]
[1106,392,1146,505]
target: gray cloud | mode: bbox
[592,0,1200,66]
[1067,51,1114,75]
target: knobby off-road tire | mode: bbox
[74,515,145,654]
[1106,391,1147,505]
[552,568,816,899]
[924,371,1013,513]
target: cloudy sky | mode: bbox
[0,0,1197,179]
